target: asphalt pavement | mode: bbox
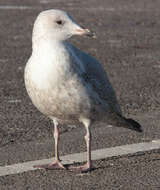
[0,0,160,189]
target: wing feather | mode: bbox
[67,43,121,114]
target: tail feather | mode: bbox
[123,117,143,132]
[114,113,143,132]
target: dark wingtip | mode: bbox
[125,118,143,133]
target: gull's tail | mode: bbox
[117,114,143,132]
[110,113,143,132]
[122,116,142,132]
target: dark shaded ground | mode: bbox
[0,0,160,189]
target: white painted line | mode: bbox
[0,5,39,10]
[0,140,160,177]
[8,99,21,103]
[39,0,50,3]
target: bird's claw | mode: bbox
[33,160,66,170]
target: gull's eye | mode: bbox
[56,20,63,25]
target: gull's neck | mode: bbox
[32,36,68,53]
[31,37,72,70]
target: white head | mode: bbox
[32,9,93,43]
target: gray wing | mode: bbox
[67,43,121,114]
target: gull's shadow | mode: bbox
[63,162,112,173]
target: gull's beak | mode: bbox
[73,26,96,38]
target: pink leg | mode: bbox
[69,119,92,172]
[34,119,66,170]
[85,125,92,169]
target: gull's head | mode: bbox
[33,9,93,42]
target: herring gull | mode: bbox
[24,9,142,172]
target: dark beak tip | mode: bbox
[87,32,96,38]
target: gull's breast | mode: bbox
[24,56,92,122]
